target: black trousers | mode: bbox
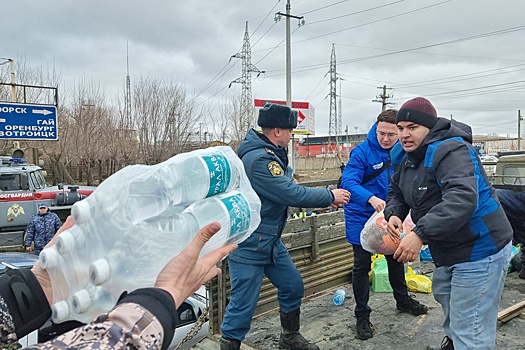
[351,244,409,317]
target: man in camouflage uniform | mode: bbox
[25,203,62,255]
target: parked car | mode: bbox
[480,155,499,163]
[0,252,209,349]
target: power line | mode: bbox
[288,0,453,46]
[262,23,525,77]
[306,0,406,25]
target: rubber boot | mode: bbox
[220,338,241,350]
[279,309,319,350]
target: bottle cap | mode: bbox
[56,230,75,254]
[89,258,111,285]
[71,200,91,225]
[39,248,59,270]
[51,300,70,323]
[71,289,92,314]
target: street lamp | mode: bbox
[354,126,358,135]
[0,58,16,102]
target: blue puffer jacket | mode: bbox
[25,211,62,251]
[341,123,394,245]
[229,129,334,265]
[384,118,512,266]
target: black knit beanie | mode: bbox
[257,103,298,129]
[396,97,438,129]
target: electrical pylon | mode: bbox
[230,22,264,134]
[324,44,343,169]
[125,42,132,130]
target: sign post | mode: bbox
[0,102,57,140]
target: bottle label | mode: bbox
[203,155,232,198]
[221,193,250,237]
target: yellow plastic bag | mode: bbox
[405,266,432,293]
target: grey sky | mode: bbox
[3,0,525,137]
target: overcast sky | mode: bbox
[3,0,525,137]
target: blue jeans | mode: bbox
[352,244,409,317]
[432,242,511,350]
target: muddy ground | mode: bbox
[242,261,525,350]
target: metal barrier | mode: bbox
[208,205,352,334]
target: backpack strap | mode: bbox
[361,158,391,185]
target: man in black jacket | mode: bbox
[384,97,513,350]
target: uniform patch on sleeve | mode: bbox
[267,161,284,176]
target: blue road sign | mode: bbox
[0,102,57,140]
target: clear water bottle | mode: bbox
[58,190,260,323]
[39,146,261,324]
[333,288,346,306]
[69,146,243,226]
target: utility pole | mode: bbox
[372,85,394,111]
[519,110,523,150]
[275,1,304,170]
[230,22,264,133]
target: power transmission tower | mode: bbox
[230,22,264,134]
[125,42,132,130]
[324,44,343,168]
[372,85,395,111]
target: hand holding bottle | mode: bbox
[32,216,75,305]
[155,222,237,309]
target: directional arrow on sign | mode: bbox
[298,110,306,124]
[32,109,54,116]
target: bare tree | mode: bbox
[67,78,113,185]
[133,77,200,163]
[209,94,253,151]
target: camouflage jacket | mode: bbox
[0,286,176,350]
[24,212,62,251]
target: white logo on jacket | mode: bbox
[372,162,384,170]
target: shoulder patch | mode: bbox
[267,161,284,176]
[265,148,275,155]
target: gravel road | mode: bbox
[243,261,525,350]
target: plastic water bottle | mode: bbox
[71,146,243,225]
[333,288,346,306]
[39,146,261,324]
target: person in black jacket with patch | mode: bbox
[384,97,513,350]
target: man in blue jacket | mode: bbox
[385,97,512,350]
[25,203,62,255]
[340,109,428,341]
[220,104,350,350]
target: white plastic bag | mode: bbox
[360,210,397,255]
[360,211,416,255]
